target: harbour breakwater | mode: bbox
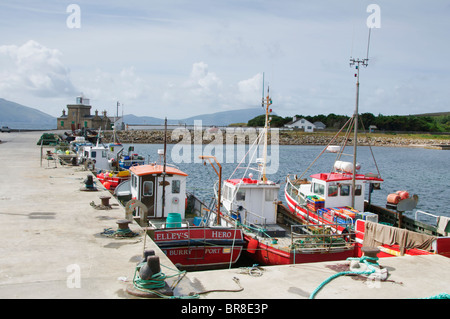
[103,129,450,148]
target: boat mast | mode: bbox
[261,75,272,182]
[349,57,368,207]
[162,117,167,218]
[199,155,222,225]
[349,27,372,207]
[113,101,119,144]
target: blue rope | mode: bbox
[309,256,378,299]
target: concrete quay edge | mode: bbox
[0,131,449,300]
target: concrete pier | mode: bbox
[0,132,176,298]
[0,131,449,300]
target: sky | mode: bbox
[0,0,449,120]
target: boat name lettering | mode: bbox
[155,231,189,241]
[167,248,223,256]
[212,231,233,238]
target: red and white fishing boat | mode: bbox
[97,170,130,190]
[285,58,450,259]
[215,84,358,266]
[149,226,244,270]
[123,130,244,271]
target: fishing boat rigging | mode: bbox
[284,33,450,259]
[209,76,359,266]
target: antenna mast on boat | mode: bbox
[199,155,222,225]
[349,27,371,207]
[261,73,272,182]
[162,117,167,218]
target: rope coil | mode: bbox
[100,227,139,238]
[131,262,198,299]
[309,256,379,299]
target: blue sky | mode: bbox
[0,1,449,119]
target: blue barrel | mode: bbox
[166,213,182,228]
[193,216,202,226]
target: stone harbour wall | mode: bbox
[103,129,450,148]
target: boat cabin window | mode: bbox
[172,180,180,194]
[236,189,246,201]
[91,151,96,158]
[223,185,231,200]
[265,188,276,202]
[328,184,338,197]
[143,181,154,196]
[102,150,107,158]
[313,183,325,196]
[222,186,228,200]
[340,184,350,196]
[355,185,362,196]
[286,182,296,198]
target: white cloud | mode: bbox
[161,63,270,117]
[160,62,225,117]
[183,62,222,97]
[237,73,264,105]
[72,66,153,116]
[1,2,449,119]
[0,40,77,98]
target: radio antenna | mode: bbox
[348,26,375,207]
[366,27,372,61]
[261,72,265,107]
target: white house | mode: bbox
[313,121,326,130]
[284,116,316,132]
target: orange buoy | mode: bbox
[387,193,401,205]
[103,181,111,190]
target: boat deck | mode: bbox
[0,131,449,301]
[242,212,355,253]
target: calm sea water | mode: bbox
[123,143,450,225]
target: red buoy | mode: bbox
[247,238,258,254]
[396,190,410,200]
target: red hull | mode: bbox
[354,219,450,258]
[243,234,356,266]
[151,227,245,270]
[159,246,243,270]
[286,190,450,258]
[97,173,130,190]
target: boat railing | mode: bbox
[165,163,180,170]
[286,176,309,206]
[415,210,440,225]
[239,209,267,231]
[290,223,355,254]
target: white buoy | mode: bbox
[326,145,340,153]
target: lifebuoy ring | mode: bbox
[125,199,148,224]
[84,159,95,170]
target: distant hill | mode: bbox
[0,97,268,130]
[123,108,269,126]
[0,98,56,129]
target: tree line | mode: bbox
[247,113,450,132]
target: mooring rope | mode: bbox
[131,262,244,299]
[309,256,379,299]
[100,227,139,238]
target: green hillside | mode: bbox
[0,98,56,129]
